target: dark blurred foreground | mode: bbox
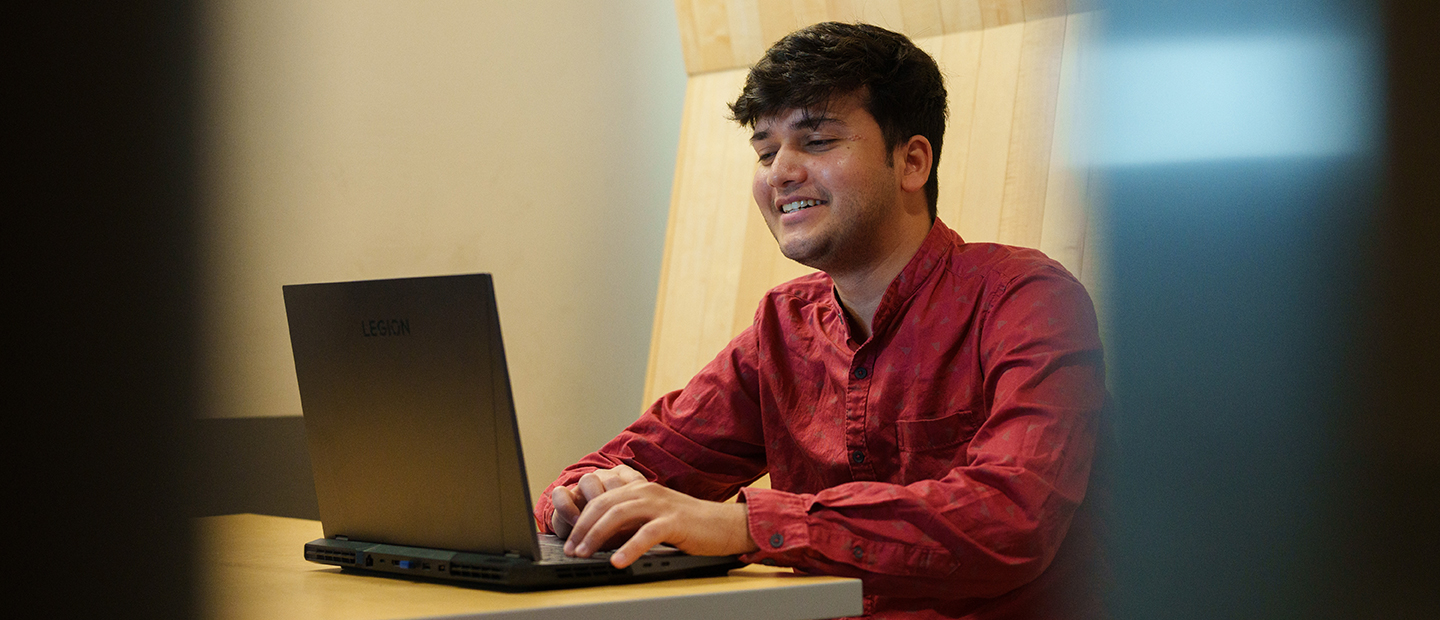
[11,1,1435,617]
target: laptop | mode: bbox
[282,273,743,589]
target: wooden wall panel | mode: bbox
[997,15,1067,248]
[643,69,756,403]
[956,22,1024,243]
[979,0,1026,29]
[1038,12,1092,274]
[675,0,736,75]
[1021,0,1070,20]
[754,1,801,56]
[939,1,985,33]
[724,0,768,67]
[647,3,1099,407]
[929,28,984,228]
[899,0,945,37]
[674,0,1074,75]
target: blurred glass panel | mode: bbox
[1094,35,1377,164]
[1090,1,1385,618]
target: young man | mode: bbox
[536,22,1108,618]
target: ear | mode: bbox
[896,135,933,194]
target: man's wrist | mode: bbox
[729,500,760,554]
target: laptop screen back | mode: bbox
[283,273,538,558]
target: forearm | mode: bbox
[738,466,1090,599]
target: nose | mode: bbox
[767,147,806,189]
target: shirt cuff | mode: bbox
[534,490,557,534]
[738,486,812,566]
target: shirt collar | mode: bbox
[863,218,961,341]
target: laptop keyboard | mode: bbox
[535,533,686,564]
[538,536,612,563]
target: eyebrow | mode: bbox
[750,113,842,143]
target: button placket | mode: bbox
[844,353,876,480]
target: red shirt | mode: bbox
[537,219,1109,618]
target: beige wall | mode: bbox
[199,0,688,500]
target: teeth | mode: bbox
[780,199,822,214]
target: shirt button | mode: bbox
[769,533,784,548]
[850,450,865,464]
[852,366,868,379]
[852,545,864,560]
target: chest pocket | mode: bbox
[896,410,984,452]
[894,410,983,482]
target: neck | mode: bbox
[829,218,933,342]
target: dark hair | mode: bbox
[729,22,948,217]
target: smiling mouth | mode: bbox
[779,199,825,214]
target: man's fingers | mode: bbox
[577,465,645,503]
[609,521,672,569]
[597,465,645,492]
[567,490,650,558]
[564,482,648,555]
[576,472,608,503]
[611,464,645,486]
[549,486,581,539]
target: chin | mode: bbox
[778,243,832,271]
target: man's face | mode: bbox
[749,93,904,273]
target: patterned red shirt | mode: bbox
[537,219,1109,618]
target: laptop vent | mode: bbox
[554,564,628,580]
[306,548,357,565]
[448,562,506,582]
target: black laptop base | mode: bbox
[305,538,744,590]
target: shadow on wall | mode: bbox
[190,417,319,520]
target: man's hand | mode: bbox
[556,472,759,569]
[550,464,647,539]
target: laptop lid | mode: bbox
[283,273,538,559]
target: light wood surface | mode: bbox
[645,5,1101,407]
[673,0,1083,75]
[1038,12,1094,287]
[197,513,860,620]
[954,20,1025,244]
